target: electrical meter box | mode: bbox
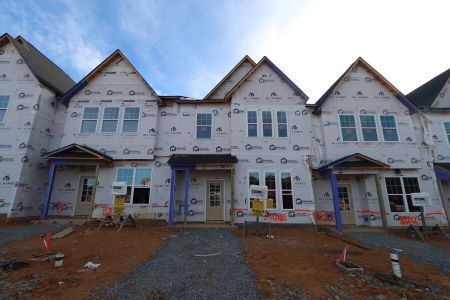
[112,181,127,195]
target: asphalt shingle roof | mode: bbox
[407,69,450,108]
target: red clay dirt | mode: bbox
[241,227,450,299]
[0,223,172,299]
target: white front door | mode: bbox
[338,184,355,224]
[75,176,95,216]
[206,180,224,221]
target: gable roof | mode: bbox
[203,55,256,99]
[317,153,390,171]
[224,56,309,102]
[60,49,162,106]
[0,33,75,96]
[407,69,450,108]
[43,143,113,161]
[313,57,418,114]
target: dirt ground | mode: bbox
[241,227,450,300]
[0,223,172,299]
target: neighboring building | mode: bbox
[309,58,447,229]
[407,69,450,223]
[0,33,74,219]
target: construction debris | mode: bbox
[52,227,74,239]
[1,260,30,272]
[83,262,101,269]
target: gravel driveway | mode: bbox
[98,229,259,300]
[0,223,71,247]
[350,232,450,275]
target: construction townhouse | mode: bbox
[0,33,448,228]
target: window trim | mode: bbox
[0,95,11,124]
[385,176,421,213]
[279,170,294,210]
[246,110,258,138]
[339,114,358,142]
[443,121,450,146]
[359,114,379,142]
[195,112,213,139]
[80,107,99,134]
[101,106,120,133]
[379,115,400,142]
[261,110,273,137]
[264,170,278,210]
[121,106,141,134]
[276,111,289,138]
[116,167,153,205]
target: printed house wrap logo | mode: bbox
[58,182,76,193]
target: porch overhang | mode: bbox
[434,163,450,180]
[316,153,390,175]
[167,154,238,170]
[43,143,113,163]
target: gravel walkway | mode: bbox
[349,232,450,275]
[98,229,260,300]
[0,223,71,247]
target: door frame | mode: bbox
[205,179,225,222]
[74,175,96,217]
[337,182,356,224]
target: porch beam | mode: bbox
[88,163,100,221]
[329,173,343,232]
[184,169,190,225]
[230,168,236,226]
[168,168,176,226]
[40,160,57,220]
[375,174,388,229]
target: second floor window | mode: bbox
[247,111,258,137]
[101,107,119,133]
[360,115,378,141]
[339,115,357,141]
[380,115,399,141]
[277,111,288,137]
[123,107,140,133]
[444,122,450,144]
[196,113,212,139]
[262,111,273,137]
[81,107,99,133]
[0,95,10,123]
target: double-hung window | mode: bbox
[360,115,378,141]
[117,168,152,204]
[196,113,212,139]
[248,171,260,209]
[81,107,99,133]
[385,177,420,212]
[122,107,140,133]
[0,95,10,123]
[247,111,258,137]
[101,107,119,133]
[380,115,399,141]
[262,111,273,137]
[280,171,293,209]
[339,115,357,141]
[444,122,450,144]
[277,111,288,137]
[265,171,277,209]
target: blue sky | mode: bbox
[2,0,449,101]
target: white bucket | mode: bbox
[55,253,64,267]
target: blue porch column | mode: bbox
[40,160,58,220]
[168,168,176,226]
[184,169,190,224]
[330,173,343,232]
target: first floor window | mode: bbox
[247,111,258,137]
[385,177,420,212]
[339,115,357,141]
[280,171,293,209]
[0,95,10,123]
[248,171,260,209]
[81,107,99,133]
[123,107,140,133]
[380,115,399,141]
[262,111,273,137]
[117,168,152,204]
[102,107,119,133]
[196,113,212,139]
[360,115,378,141]
[277,111,288,137]
[265,171,277,209]
[444,122,450,144]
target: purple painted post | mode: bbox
[40,160,57,220]
[184,169,190,224]
[168,168,176,226]
[330,173,343,232]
